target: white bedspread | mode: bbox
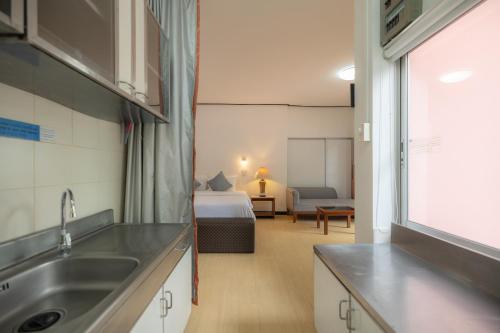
[194,191,256,219]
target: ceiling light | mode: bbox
[439,70,472,83]
[338,66,355,81]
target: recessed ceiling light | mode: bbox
[439,70,472,83]
[338,66,355,81]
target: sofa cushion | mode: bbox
[293,187,338,199]
[295,198,355,212]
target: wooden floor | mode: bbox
[185,215,355,333]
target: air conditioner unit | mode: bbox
[381,0,422,46]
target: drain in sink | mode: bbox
[17,310,64,332]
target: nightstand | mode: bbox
[251,196,276,218]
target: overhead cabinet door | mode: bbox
[31,0,116,83]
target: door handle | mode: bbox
[338,299,348,320]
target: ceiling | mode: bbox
[198,0,354,106]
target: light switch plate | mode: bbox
[359,122,371,142]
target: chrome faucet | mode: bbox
[59,189,76,256]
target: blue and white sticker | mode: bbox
[0,117,40,141]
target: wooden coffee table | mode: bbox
[316,206,354,235]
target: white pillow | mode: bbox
[226,175,237,191]
[195,175,209,191]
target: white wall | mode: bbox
[0,83,126,243]
[355,0,400,244]
[353,0,442,243]
[195,104,354,211]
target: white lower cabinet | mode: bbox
[350,297,385,333]
[132,247,192,333]
[314,255,350,332]
[314,254,385,333]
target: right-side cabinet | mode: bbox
[314,255,385,333]
[131,246,192,333]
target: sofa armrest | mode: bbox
[286,188,299,212]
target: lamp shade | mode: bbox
[255,167,269,180]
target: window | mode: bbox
[403,0,500,250]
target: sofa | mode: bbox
[286,187,354,222]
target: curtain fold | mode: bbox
[123,0,199,302]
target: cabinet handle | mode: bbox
[346,308,355,331]
[338,299,348,320]
[165,290,173,310]
[175,239,190,252]
[160,296,167,318]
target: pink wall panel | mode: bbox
[408,0,500,249]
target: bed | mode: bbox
[194,191,256,253]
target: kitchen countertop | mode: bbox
[0,220,192,333]
[314,244,500,333]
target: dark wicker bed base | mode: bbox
[196,217,255,253]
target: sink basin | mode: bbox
[0,257,138,332]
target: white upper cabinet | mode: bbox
[116,0,135,95]
[116,0,164,116]
[134,0,147,102]
[29,0,116,84]
[0,0,24,34]
[145,7,163,115]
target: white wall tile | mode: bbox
[34,96,73,145]
[35,142,73,186]
[71,183,101,220]
[0,137,34,190]
[98,181,124,223]
[71,147,101,184]
[0,84,126,243]
[0,188,35,242]
[98,120,123,151]
[74,112,99,149]
[34,185,67,231]
[99,150,126,182]
[0,83,34,123]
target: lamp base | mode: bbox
[259,179,266,197]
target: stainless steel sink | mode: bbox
[0,256,138,332]
[0,210,191,333]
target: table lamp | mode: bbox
[255,167,269,197]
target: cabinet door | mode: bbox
[350,297,385,333]
[314,255,350,333]
[145,7,163,114]
[34,0,115,83]
[130,285,164,333]
[164,247,193,333]
[116,0,135,94]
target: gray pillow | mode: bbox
[194,178,202,190]
[207,171,232,191]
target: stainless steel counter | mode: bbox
[314,244,500,333]
[0,216,192,333]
